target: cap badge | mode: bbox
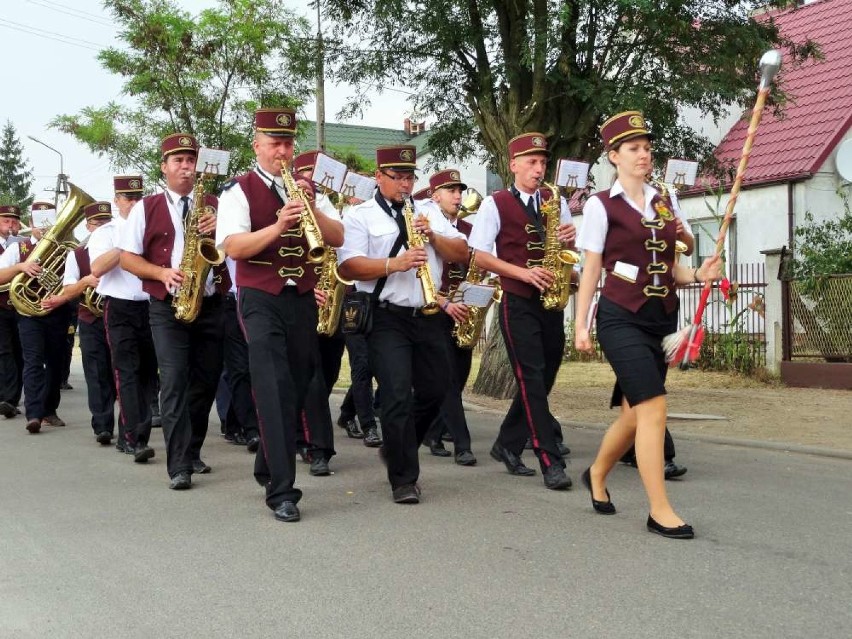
[400,149,414,162]
[129,179,141,189]
[532,136,544,147]
[450,171,460,180]
[276,113,292,126]
[99,204,109,212]
[179,136,192,146]
[628,115,645,128]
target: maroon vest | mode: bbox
[233,171,319,295]
[140,191,220,300]
[439,218,472,295]
[493,189,549,298]
[73,246,98,325]
[597,190,678,313]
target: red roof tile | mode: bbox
[703,0,852,190]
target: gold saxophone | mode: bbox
[539,182,580,311]
[451,250,502,349]
[9,183,93,317]
[281,161,324,264]
[172,172,225,323]
[316,246,354,336]
[401,194,440,315]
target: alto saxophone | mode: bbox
[172,172,225,323]
[401,194,440,315]
[281,161,324,264]
[316,246,354,336]
[539,182,580,311]
[451,250,502,349]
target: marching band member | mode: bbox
[337,145,468,504]
[0,205,24,419]
[421,169,476,466]
[468,132,575,490]
[216,108,343,523]
[43,202,116,445]
[119,134,228,489]
[574,111,720,538]
[89,176,159,458]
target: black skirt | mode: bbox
[595,296,679,408]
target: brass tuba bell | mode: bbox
[458,188,483,218]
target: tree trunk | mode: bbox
[472,311,517,399]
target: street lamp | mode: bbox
[27,135,69,208]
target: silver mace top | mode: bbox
[759,49,783,90]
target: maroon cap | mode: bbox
[161,133,198,158]
[255,107,297,137]
[412,187,432,201]
[83,201,113,222]
[31,200,56,212]
[429,168,467,192]
[508,132,550,159]
[600,110,654,150]
[0,205,21,219]
[376,145,417,171]
[294,150,319,174]
[114,175,144,195]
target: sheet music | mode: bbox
[555,159,590,189]
[312,153,347,192]
[31,210,57,229]
[341,172,377,202]
[663,159,698,187]
[449,281,497,308]
[196,148,231,176]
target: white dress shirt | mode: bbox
[0,237,36,268]
[62,251,80,286]
[88,216,148,301]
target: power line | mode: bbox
[24,0,114,27]
[0,17,105,51]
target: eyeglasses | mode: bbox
[380,170,417,183]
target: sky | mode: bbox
[0,0,411,204]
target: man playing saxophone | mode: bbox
[468,132,576,490]
[337,145,468,505]
[119,133,228,490]
[216,108,343,523]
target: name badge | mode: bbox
[612,261,639,283]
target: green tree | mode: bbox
[0,120,35,211]
[51,0,315,186]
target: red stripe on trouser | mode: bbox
[102,301,127,440]
[500,298,551,467]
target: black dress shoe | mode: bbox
[664,461,688,480]
[392,484,420,504]
[336,414,354,429]
[581,467,616,514]
[440,432,454,443]
[455,450,477,466]
[0,400,17,419]
[309,455,330,476]
[556,442,571,456]
[489,442,536,476]
[274,501,300,522]
[116,439,133,454]
[232,433,247,446]
[169,472,192,490]
[95,431,113,446]
[428,440,452,457]
[524,437,533,450]
[26,418,41,434]
[363,426,382,448]
[542,464,572,490]
[60,381,73,391]
[192,460,211,474]
[133,444,155,463]
[246,435,261,453]
[647,515,694,539]
[297,446,310,463]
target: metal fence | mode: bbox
[784,274,852,361]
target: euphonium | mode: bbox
[401,194,440,315]
[451,250,502,349]
[539,182,580,311]
[82,286,105,317]
[172,172,225,323]
[281,161,325,264]
[316,246,354,336]
[10,183,93,317]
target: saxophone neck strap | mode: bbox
[371,195,409,303]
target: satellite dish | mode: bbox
[837,139,852,182]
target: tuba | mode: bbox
[401,194,440,315]
[539,182,580,311]
[10,183,93,317]
[451,250,502,349]
[281,161,325,264]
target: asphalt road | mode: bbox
[1,367,850,638]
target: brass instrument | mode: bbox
[457,188,482,219]
[9,183,93,317]
[82,286,105,317]
[172,171,225,323]
[316,246,354,336]
[281,161,325,264]
[401,194,440,315]
[539,182,580,311]
[451,251,502,349]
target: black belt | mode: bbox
[224,292,237,301]
[377,301,428,318]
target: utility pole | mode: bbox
[27,136,68,208]
[315,1,326,151]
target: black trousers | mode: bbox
[105,298,158,445]
[301,333,344,457]
[496,292,565,469]
[240,287,316,509]
[78,318,116,435]
[62,306,77,384]
[222,295,258,439]
[367,306,451,489]
[149,296,224,478]
[18,307,70,421]
[0,308,22,405]
[339,332,376,427]
[425,315,473,452]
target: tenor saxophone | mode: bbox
[539,183,580,311]
[401,195,440,315]
[281,161,325,264]
[451,251,502,349]
[316,246,354,336]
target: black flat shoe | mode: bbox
[246,435,261,453]
[581,468,616,515]
[664,461,688,480]
[309,456,330,476]
[542,464,572,490]
[454,450,477,466]
[646,515,694,539]
[428,440,452,457]
[489,442,536,477]
[169,472,192,490]
[95,431,113,445]
[192,459,211,474]
[274,501,301,522]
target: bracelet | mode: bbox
[693,267,701,284]
[384,258,390,277]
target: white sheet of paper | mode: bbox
[312,153,347,192]
[555,159,590,189]
[197,147,231,176]
[31,210,57,229]
[450,281,497,308]
[664,159,698,187]
[342,172,377,202]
